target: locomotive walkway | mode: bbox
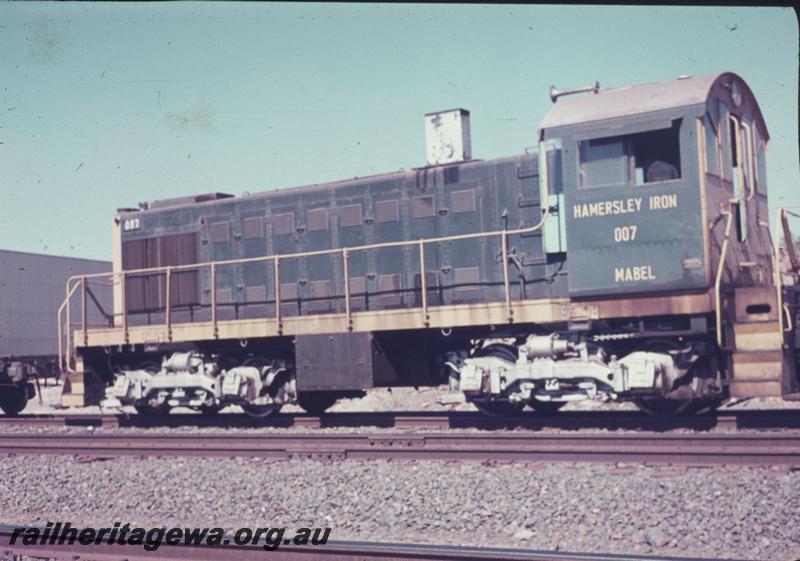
[0,430,799,466]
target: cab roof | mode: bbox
[539,72,768,141]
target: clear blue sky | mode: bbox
[1,3,797,260]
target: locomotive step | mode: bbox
[730,350,784,379]
[734,286,780,323]
[729,348,790,398]
[732,321,784,352]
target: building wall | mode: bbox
[0,250,111,358]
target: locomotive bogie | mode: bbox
[106,351,296,417]
[445,333,722,410]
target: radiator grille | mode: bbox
[279,282,298,300]
[375,199,399,223]
[412,195,435,218]
[451,189,476,214]
[209,221,229,243]
[348,276,366,309]
[242,217,264,239]
[414,271,440,289]
[454,266,481,291]
[244,285,266,304]
[310,280,331,298]
[378,273,402,306]
[215,288,232,304]
[307,208,328,232]
[308,279,332,312]
[339,204,362,228]
[273,213,294,236]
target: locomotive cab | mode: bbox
[539,73,771,299]
[529,72,793,407]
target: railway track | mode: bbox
[1,408,799,431]
[0,525,746,561]
[0,431,798,466]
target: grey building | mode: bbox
[0,249,111,360]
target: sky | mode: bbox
[1,3,797,261]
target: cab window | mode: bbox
[718,100,732,179]
[578,120,681,189]
[728,114,748,242]
[755,126,768,194]
[704,110,719,176]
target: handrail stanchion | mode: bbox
[81,276,88,347]
[165,267,172,341]
[121,272,129,344]
[211,264,218,339]
[419,240,429,327]
[502,230,513,323]
[274,257,282,335]
[60,280,82,372]
[343,249,352,331]
[715,201,737,348]
[782,208,800,273]
[57,305,63,373]
[66,278,73,369]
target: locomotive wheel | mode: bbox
[297,392,339,416]
[635,396,724,417]
[134,403,170,417]
[528,400,566,414]
[240,356,282,419]
[632,339,701,417]
[632,397,693,416]
[469,343,524,417]
[0,386,28,416]
[472,399,525,416]
[198,404,223,416]
[690,397,726,415]
[241,403,282,418]
[132,361,170,417]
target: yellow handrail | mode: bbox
[782,208,800,273]
[57,279,83,373]
[714,200,737,348]
[777,207,800,333]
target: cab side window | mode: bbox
[578,120,681,188]
[578,137,630,188]
[704,109,719,176]
[755,126,768,194]
[718,100,732,179]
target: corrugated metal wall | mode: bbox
[0,250,111,358]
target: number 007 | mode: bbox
[613,226,638,242]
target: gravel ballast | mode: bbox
[0,455,796,561]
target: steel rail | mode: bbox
[1,431,799,466]
[1,409,800,432]
[0,525,744,561]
